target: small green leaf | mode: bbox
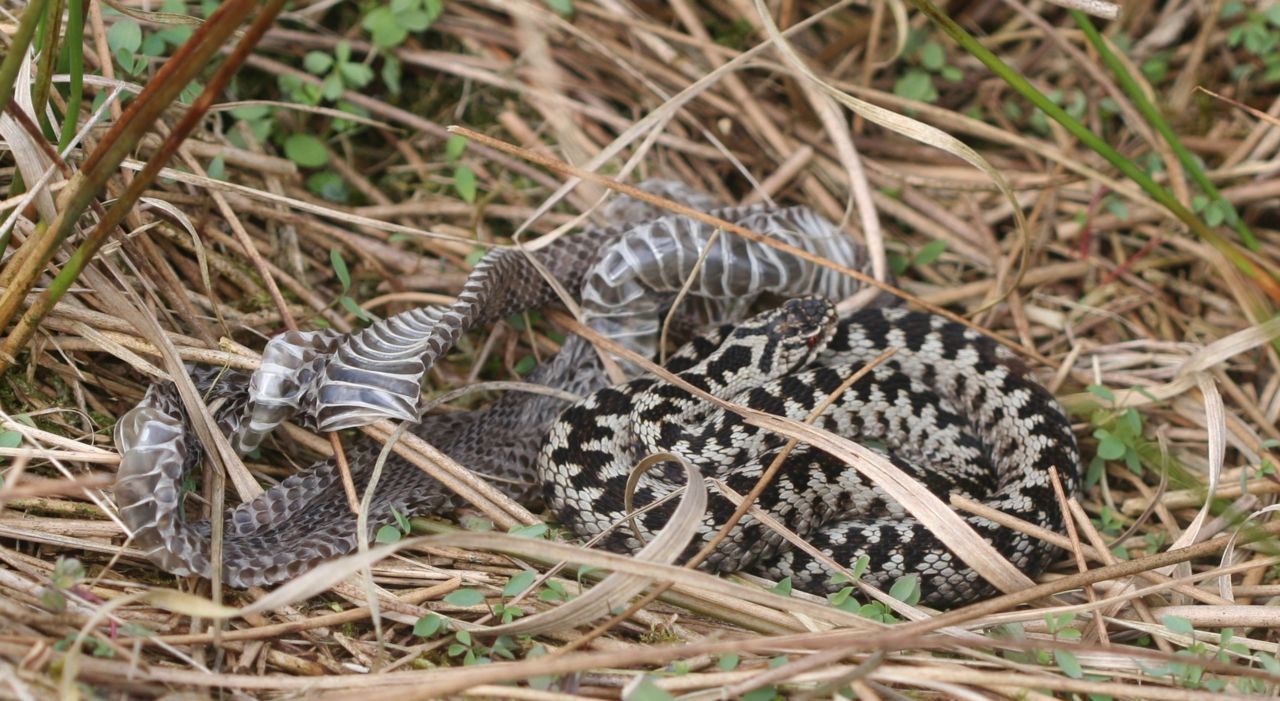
[382,55,402,94]
[321,73,345,101]
[1205,198,1237,227]
[919,41,946,71]
[626,678,675,701]
[827,586,853,606]
[392,507,410,533]
[0,431,22,449]
[363,7,408,48]
[339,295,372,322]
[850,554,870,579]
[888,252,910,276]
[770,576,792,596]
[1104,198,1129,221]
[913,240,948,267]
[339,61,375,88]
[399,9,433,31]
[1086,384,1115,402]
[506,313,529,332]
[107,19,142,54]
[454,164,477,203]
[889,574,920,605]
[444,588,485,607]
[1120,408,1142,436]
[939,65,963,83]
[115,48,143,75]
[1220,0,1245,18]
[717,653,739,671]
[503,571,536,598]
[1054,649,1084,679]
[445,134,468,161]
[858,601,895,622]
[304,51,334,74]
[1141,53,1170,82]
[413,613,444,637]
[41,587,68,612]
[1097,435,1126,461]
[1085,456,1105,489]
[307,171,349,203]
[231,105,271,120]
[544,0,573,17]
[892,69,938,103]
[742,687,779,701]
[460,515,495,531]
[514,356,537,376]
[375,524,401,543]
[206,155,226,181]
[1162,614,1195,636]
[539,580,568,601]
[140,32,166,57]
[509,522,548,538]
[492,634,518,655]
[330,248,351,291]
[284,133,328,168]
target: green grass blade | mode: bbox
[1071,10,1258,251]
[31,0,65,139]
[0,0,54,120]
[908,0,1280,303]
[57,0,86,151]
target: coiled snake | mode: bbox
[114,182,1079,606]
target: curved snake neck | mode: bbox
[114,182,1079,605]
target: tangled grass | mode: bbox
[2,0,1280,698]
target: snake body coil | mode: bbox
[114,183,1079,604]
[541,298,1079,605]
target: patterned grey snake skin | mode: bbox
[113,182,1080,606]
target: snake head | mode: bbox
[727,295,838,376]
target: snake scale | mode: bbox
[114,182,1080,606]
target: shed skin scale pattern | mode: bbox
[539,299,1079,606]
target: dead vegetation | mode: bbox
[2,0,1280,698]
